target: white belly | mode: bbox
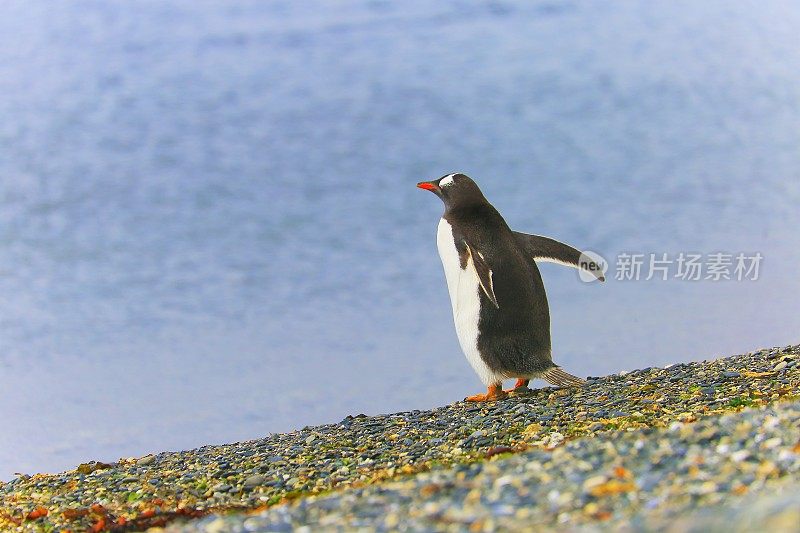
[437,218,503,385]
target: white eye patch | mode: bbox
[440,174,456,187]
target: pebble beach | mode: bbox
[2,344,798,532]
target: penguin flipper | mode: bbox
[512,231,605,282]
[463,242,500,308]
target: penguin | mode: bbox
[417,173,604,402]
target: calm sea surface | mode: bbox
[1,0,799,479]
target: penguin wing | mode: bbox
[512,231,605,282]
[463,241,500,308]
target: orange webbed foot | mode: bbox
[465,384,507,402]
[504,378,530,394]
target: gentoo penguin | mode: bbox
[417,173,604,402]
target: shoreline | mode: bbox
[1,344,798,531]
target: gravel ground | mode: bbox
[1,345,798,532]
[170,398,800,532]
[607,478,800,533]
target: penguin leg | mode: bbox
[465,383,508,402]
[505,378,530,393]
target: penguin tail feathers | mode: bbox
[543,367,585,388]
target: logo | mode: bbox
[578,250,608,283]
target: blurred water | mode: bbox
[1,0,799,479]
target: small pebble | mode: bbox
[243,475,266,488]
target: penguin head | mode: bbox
[416,173,487,209]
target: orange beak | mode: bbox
[416,181,439,191]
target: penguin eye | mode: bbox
[439,174,456,187]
